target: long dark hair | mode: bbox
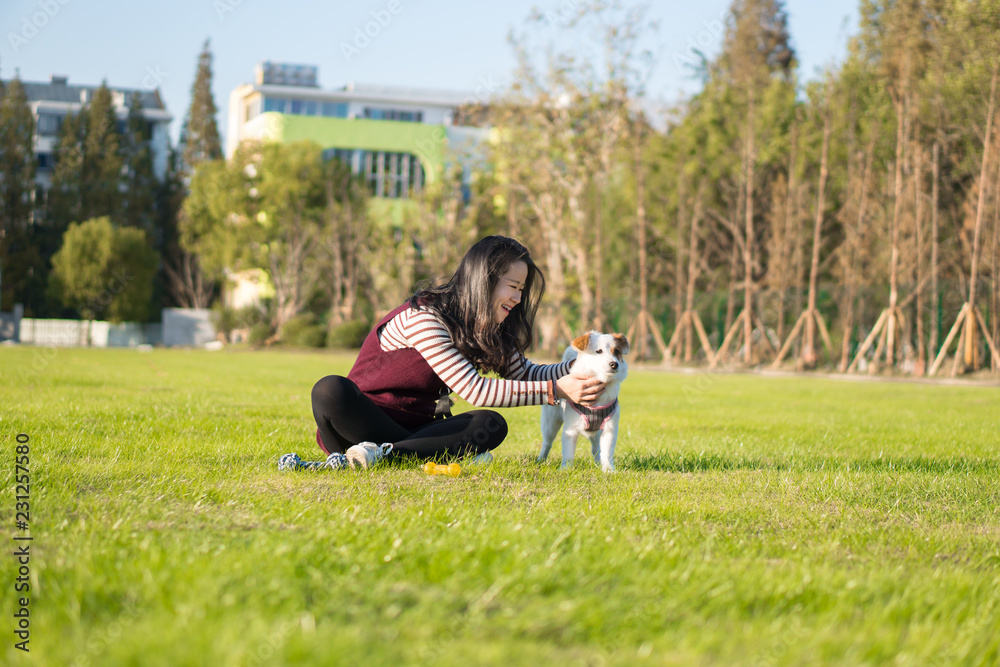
[411,236,545,374]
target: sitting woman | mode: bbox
[280,235,605,471]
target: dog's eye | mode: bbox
[596,349,603,354]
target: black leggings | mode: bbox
[311,375,508,459]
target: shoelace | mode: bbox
[278,452,348,471]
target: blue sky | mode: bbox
[1,0,858,145]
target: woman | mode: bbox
[279,235,605,471]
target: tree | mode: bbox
[181,141,327,332]
[0,75,37,311]
[121,92,157,232]
[167,40,224,308]
[0,76,35,232]
[706,0,796,367]
[48,216,159,323]
[180,39,223,170]
[319,155,370,326]
[48,82,123,226]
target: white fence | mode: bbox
[11,308,215,348]
[19,319,160,347]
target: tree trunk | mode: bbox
[993,140,1000,371]
[791,181,805,339]
[913,133,926,374]
[568,189,593,328]
[593,182,605,331]
[743,87,756,364]
[675,171,685,348]
[634,126,650,359]
[887,91,907,367]
[685,181,706,361]
[930,138,941,366]
[964,66,998,370]
[841,131,876,371]
[803,95,831,367]
[777,121,799,345]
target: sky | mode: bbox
[1,0,859,146]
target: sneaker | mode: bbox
[464,451,494,466]
[345,442,394,469]
[278,452,349,471]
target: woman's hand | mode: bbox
[555,373,606,406]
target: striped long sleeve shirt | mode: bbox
[378,306,573,408]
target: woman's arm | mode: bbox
[505,353,574,382]
[383,308,557,408]
[508,352,606,405]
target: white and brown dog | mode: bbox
[538,332,629,472]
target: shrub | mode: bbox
[281,313,326,348]
[249,323,273,347]
[236,304,270,329]
[327,319,370,349]
[212,306,239,341]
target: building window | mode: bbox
[321,148,424,199]
[262,97,349,118]
[321,102,347,117]
[263,97,287,113]
[37,153,54,170]
[36,113,64,136]
[363,108,423,123]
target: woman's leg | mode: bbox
[393,410,507,459]
[311,376,411,454]
[311,375,507,459]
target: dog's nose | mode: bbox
[609,360,618,370]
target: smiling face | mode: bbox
[492,260,528,324]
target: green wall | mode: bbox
[259,113,447,182]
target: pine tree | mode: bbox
[0,75,38,311]
[121,92,157,232]
[49,82,125,227]
[181,39,223,171]
[48,110,84,228]
[80,82,124,221]
[0,76,36,232]
[164,39,223,308]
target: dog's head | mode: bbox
[570,331,630,384]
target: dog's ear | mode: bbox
[571,333,592,352]
[612,333,630,356]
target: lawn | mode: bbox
[2,346,999,666]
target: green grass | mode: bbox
[2,346,999,666]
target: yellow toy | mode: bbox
[422,461,461,477]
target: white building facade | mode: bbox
[12,75,173,193]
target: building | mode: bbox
[10,75,173,193]
[226,62,487,199]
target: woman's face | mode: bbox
[492,260,528,324]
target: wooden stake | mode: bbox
[848,309,889,373]
[803,81,832,367]
[772,311,808,367]
[711,308,745,369]
[973,306,1000,370]
[928,304,967,377]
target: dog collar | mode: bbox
[567,399,619,431]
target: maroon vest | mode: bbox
[347,302,450,429]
